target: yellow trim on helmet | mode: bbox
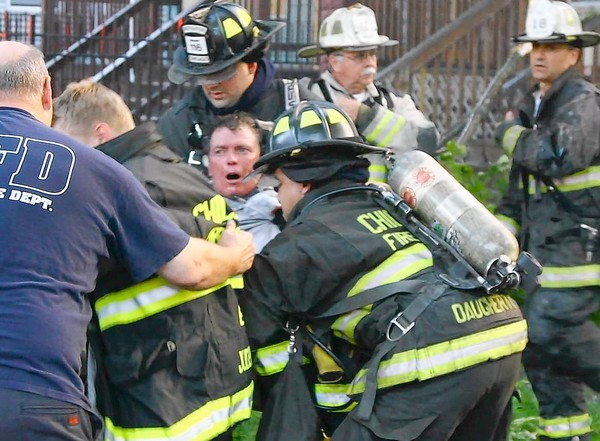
[273,116,290,136]
[237,9,253,27]
[327,108,347,125]
[300,110,323,128]
[223,17,243,39]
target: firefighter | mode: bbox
[240,100,528,441]
[495,2,600,440]
[296,3,439,183]
[53,80,253,441]
[158,1,317,174]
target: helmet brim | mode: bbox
[297,38,398,58]
[512,32,600,48]
[243,138,384,182]
[168,19,285,85]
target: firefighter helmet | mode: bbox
[298,3,398,58]
[168,1,285,85]
[513,0,600,47]
[247,100,382,180]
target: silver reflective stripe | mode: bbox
[348,244,433,295]
[540,413,592,438]
[350,321,527,394]
[314,384,353,408]
[255,342,290,376]
[97,284,177,325]
[104,382,253,441]
[540,265,600,288]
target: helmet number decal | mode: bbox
[182,24,210,64]
[525,0,557,39]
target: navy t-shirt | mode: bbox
[0,108,190,410]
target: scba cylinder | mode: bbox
[388,150,519,276]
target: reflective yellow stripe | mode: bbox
[539,413,592,438]
[502,125,526,155]
[104,382,253,441]
[255,341,310,376]
[348,243,433,295]
[314,383,357,412]
[96,276,243,331]
[366,110,407,147]
[553,165,600,192]
[349,320,527,394]
[380,115,407,147]
[527,166,600,194]
[255,341,289,376]
[540,265,600,288]
[331,244,433,343]
[332,308,371,345]
[368,163,388,183]
[365,111,394,145]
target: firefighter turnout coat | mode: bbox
[495,67,600,439]
[241,180,527,440]
[91,122,253,441]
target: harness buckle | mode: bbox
[386,312,415,342]
[284,321,300,354]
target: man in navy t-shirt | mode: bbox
[0,41,255,441]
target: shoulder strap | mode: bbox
[281,78,300,110]
[314,280,429,319]
[308,77,334,103]
[355,283,447,421]
[373,83,395,110]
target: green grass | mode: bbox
[232,411,260,441]
[233,380,600,440]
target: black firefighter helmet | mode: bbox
[247,100,383,184]
[168,1,285,85]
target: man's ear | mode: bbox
[42,76,53,111]
[301,182,312,195]
[248,61,258,76]
[94,122,114,145]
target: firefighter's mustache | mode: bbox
[361,67,377,76]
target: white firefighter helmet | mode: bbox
[297,3,398,58]
[513,0,600,47]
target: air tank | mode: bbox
[388,150,519,276]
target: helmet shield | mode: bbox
[168,1,285,84]
[512,0,600,48]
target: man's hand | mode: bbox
[336,97,361,121]
[219,220,255,274]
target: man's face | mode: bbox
[208,125,261,197]
[202,62,257,109]
[274,168,307,220]
[328,49,378,94]
[530,42,580,87]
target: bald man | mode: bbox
[0,41,254,441]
